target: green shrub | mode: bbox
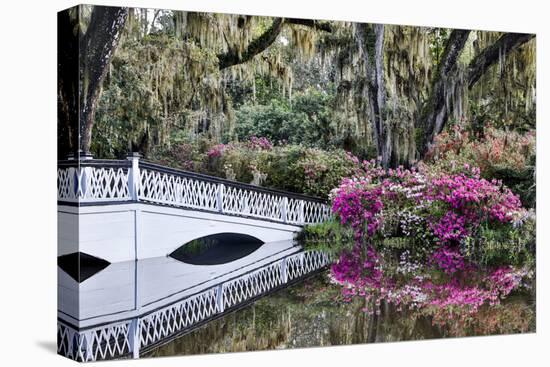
[296,219,355,256]
[153,138,367,198]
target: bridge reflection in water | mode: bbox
[57,155,331,361]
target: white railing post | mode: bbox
[281,197,288,223]
[128,318,140,359]
[127,153,141,201]
[281,258,288,283]
[217,184,225,213]
[299,200,305,224]
[81,167,91,200]
[216,284,225,312]
[83,331,93,362]
[79,152,94,200]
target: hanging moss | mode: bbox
[468,32,536,130]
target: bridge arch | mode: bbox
[138,205,301,261]
[168,233,265,265]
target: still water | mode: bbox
[145,271,535,358]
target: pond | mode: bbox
[144,271,535,358]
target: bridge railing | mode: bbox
[57,250,331,362]
[57,159,132,203]
[58,154,330,225]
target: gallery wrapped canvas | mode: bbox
[57,4,536,362]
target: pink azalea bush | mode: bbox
[247,136,273,150]
[326,160,533,317]
[424,120,536,208]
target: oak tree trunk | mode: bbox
[356,24,397,169]
[420,29,471,153]
[79,6,128,154]
[57,8,80,158]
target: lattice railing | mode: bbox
[57,160,131,203]
[286,251,331,281]
[57,319,134,362]
[222,260,285,309]
[58,157,330,224]
[222,185,285,221]
[137,161,330,225]
[57,250,331,361]
[138,168,219,210]
[138,288,220,347]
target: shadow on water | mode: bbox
[144,272,535,358]
[57,252,110,282]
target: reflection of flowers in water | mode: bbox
[429,246,465,274]
[330,245,531,316]
[396,250,421,275]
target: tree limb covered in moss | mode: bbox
[286,18,333,32]
[421,31,535,155]
[217,17,333,70]
[218,18,284,70]
[467,32,535,88]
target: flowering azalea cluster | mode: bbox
[207,136,273,159]
[331,177,384,239]
[327,162,530,315]
[247,136,273,150]
[430,212,469,243]
[330,162,525,246]
[207,143,227,158]
[427,170,524,243]
[426,121,535,175]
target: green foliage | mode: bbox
[288,148,361,196]
[235,88,336,149]
[297,219,355,256]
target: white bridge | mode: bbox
[57,155,331,361]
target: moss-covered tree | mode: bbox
[57,5,128,157]
[63,7,535,166]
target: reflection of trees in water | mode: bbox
[145,273,534,358]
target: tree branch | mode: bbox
[58,7,81,158]
[218,18,284,70]
[286,18,333,32]
[467,32,535,88]
[217,17,334,70]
